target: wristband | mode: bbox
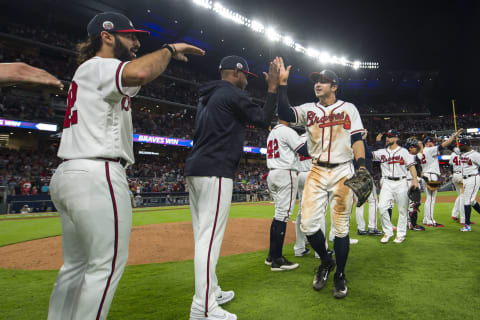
[356,157,366,169]
[161,44,175,56]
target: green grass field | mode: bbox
[1,191,479,320]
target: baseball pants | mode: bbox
[423,173,439,225]
[463,175,480,206]
[267,169,298,222]
[451,173,465,223]
[48,159,132,320]
[356,184,379,231]
[294,171,309,255]
[187,176,233,319]
[378,178,409,239]
[300,162,354,238]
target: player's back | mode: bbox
[57,57,140,165]
[266,124,304,170]
[418,146,441,175]
[461,150,480,175]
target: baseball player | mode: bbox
[355,130,383,236]
[404,138,425,231]
[449,148,465,224]
[293,133,313,257]
[373,130,419,244]
[184,56,279,320]
[264,120,309,271]
[276,57,369,299]
[47,12,204,320]
[0,62,63,89]
[418,130,463,227]
[457,138,480,231]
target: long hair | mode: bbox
[76,35,102,65]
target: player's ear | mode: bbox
[100,31,115,46]
[331,83,338,93]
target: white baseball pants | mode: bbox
[294,171,308,255]
[187,176,233,319]
[423,173,439,225]
[463,175,480,206]
[356,184,379,231]
[48,159,132,320]
[267,169,298,222]
[378,178,409,238]
[451,173,465,223]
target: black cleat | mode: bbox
[357,230,368,235]
[271,256,299,271]
[412,224,425,231]
[264,256,272,266]
[295,248,311,257]
[333,272,348,299]
[367,229,384,236]
[313,259,336,291]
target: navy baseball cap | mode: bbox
[385,129,399,137]
[310,70,339,85]
[423,136,435,144]
[458,137,470,146]
[219,55,257,77]
[87,12,150,37]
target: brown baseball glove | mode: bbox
[423,176,443,191]
[344,168,373,207]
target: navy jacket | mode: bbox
[184,80,276,179]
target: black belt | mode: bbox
[463,174,478,179]
[386,176,406,181]
[314,161,341,169]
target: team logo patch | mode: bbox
[103,21,114,30]
[236,62,244,70]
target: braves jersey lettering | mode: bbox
[460,150,480,176]
[266,124,304,170]
[292,100,364,163]
[373,147,414,177]
[449,154,463,173]
[57,57,140,165]
[417,146,441,175]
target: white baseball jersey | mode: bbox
[266,124,305,170]
[294,134,313,172]
[460,150,480,176]
[58,57,140,165]
[291,100,364,163]
[373,147,415,177]
[449,153,463,174]
[406,154,417,179]
[417,146,441,175]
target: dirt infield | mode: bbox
[0,218,296,270]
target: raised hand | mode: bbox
[274,57,291,85]
[376,133,383,141]
[170,43,205,62]
[0,62,64,89]
[263,57,280,93]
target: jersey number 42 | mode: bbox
[267,139,280,159]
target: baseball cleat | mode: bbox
[432,223,444,227]
[190,306,237,320]
[216,290,235,305]
[451,216,459,222]
[333,272,348,299]
[270,256,299,271]
[380,235,391,244]
[460,225,472,232]
[393,237,405,244]
[313,259,336,291]
[357,230,368,235]
[368,229,384,236]
[412,224,425,231]
[350,238,359,244]
[264,256,272,266]
[295,248,311,257]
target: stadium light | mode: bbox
[191,0,379,68]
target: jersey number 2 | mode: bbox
[63,81,78,128]
[267,139,280,159]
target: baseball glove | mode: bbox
[422,176,443,191]
[408,186,421,202]
[344,168,373,207]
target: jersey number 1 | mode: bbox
[267,139,280,159]
[63,81,78,128]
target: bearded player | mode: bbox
[48,12,204,320]
[276,57,370,299]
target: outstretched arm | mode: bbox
[0,62,64,89]
[441,128,464,149]
[122,43,205,87]
[275,57,296,122]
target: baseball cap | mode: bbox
[423,136,435,144]
[310,70,339,85]
[219,56,257,77]
[385,129,399,137]
[87,12,150,37]
[458,137,470,146]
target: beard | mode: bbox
[113,36,135,61]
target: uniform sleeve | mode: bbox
[95,58,141,100]
[405,151,415,167]
[291,104,309,126]
[372,149,382,161]
[283,127,305,152]
[472,152,480,166]
[348,104,364,135]
[449,156,454,166]
[426,146,439,158]
[232,90,275,128]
